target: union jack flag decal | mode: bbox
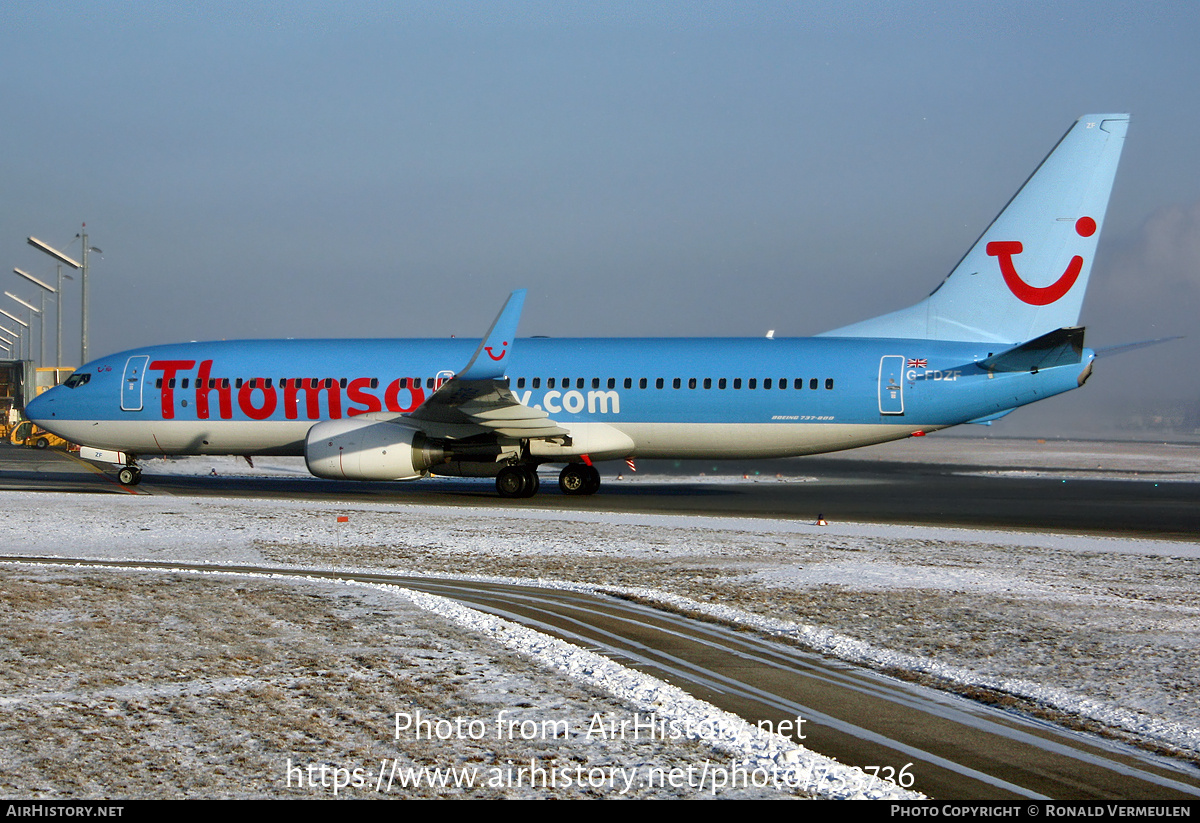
[906,358,927,368]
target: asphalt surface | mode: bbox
[2,444,1197,539]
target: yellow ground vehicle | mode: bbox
[9,420,70,450]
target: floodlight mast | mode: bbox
[4,292,42,365]
[27,232,90,364]
[0,308,29,360]
[14,267,60,368]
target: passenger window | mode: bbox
[703,378,711,389]
[656,378,664,389]
[764,378,772,389]
[794,378,803,389]
[718,378,726,389]
[639,378,647,389]
[733,378,742,389]
[548,377,556,389]
[577,378,585,389]
[532,377,541,389]
[516,377,526,389]
[673,378,681,389]
[748,378,757,389]
[826,378,834,390]
[810,378,818,390]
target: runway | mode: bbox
[2,441,1197,539]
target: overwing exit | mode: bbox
[27,114,1131,497]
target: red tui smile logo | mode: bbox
[987,216,1096,306]
[484,342,508,361]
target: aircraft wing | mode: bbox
[407,289,569,440]
[408,377,568,439]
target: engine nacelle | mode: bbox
[305,418,444,481]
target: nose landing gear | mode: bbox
[117,465,143,486]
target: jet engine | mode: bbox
[305,418,445,481]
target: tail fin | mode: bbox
[821,114,1129,344]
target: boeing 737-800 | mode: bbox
[27,114,1129,497]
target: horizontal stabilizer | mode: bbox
[975,327,1085,373]
[1094,335,1183,359]
[967,409,1016,425]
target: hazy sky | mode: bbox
[2,2,1197,436]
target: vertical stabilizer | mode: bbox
[821,114,1129,344]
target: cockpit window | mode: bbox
[64,373,91,389]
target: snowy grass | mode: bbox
[2,436,1198,797]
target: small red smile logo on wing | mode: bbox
[988,216,1096,306]
[484,341,508,361]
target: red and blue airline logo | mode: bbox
[987,216,1096,306]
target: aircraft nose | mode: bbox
[24,390,54,424]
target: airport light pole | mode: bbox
[5,292,42,366]
[60,271,73,368]
[0,309,29,360]
[26,233,90,364]
[14,268,59,368]
[0,324,18,353]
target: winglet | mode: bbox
[455,289,526,380]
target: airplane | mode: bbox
[27,113,1129,498]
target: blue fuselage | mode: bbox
[27,335,1092,461]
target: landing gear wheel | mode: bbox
[559,464,601,496]
[117,466,142,486]
[496,466,539,498]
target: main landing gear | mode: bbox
[495,465,539,498]
[493,464,602,498]
[557,463,600,496]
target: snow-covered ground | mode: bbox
[1,439,1198,798]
